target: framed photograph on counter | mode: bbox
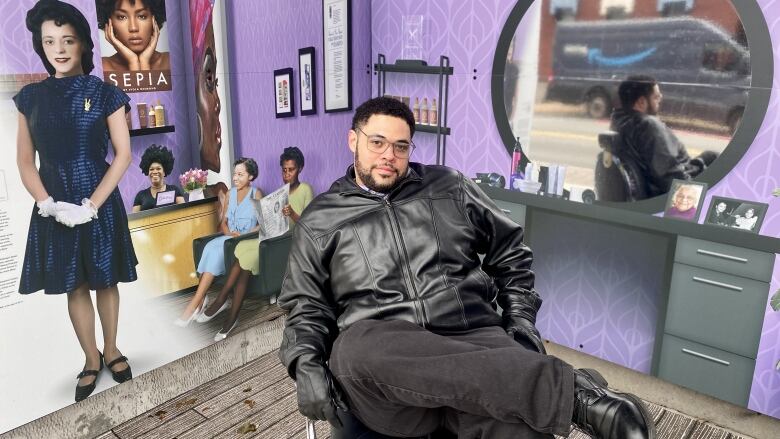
[704,195,768,234]
[298,47,317,115]
[663,179,708,222]
[274,68,295,118]
[322,0,352,112]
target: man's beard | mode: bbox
[354,147,402,193]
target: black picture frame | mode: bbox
[663,179,708,222]
[298,47,317,116]
[274,68,295,118]
[322,0,352,113]
[704,195,769,234]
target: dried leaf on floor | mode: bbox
[242,387,252,392]
[149,410,167,420]
[174,398,198,408]
[244,399,256,409]
[237,422,257,434]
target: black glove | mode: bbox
[294,353,348,427]
[504,315,546,354]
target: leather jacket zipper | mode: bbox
[384,197,427,328]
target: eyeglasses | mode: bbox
[354,127,416,159]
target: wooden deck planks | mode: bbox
[103,348,756,439]
[178,380,296,438]
[135,410,207,439]
[113,352,282,438]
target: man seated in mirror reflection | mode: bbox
[610,75,718,198]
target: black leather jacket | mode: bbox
[278,163,541,375]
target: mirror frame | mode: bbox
[491,0,773,213]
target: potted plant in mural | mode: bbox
[180,168,208,201]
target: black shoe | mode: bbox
[571,368,656,439]
[106,354,133,383]
[75,352,104,402]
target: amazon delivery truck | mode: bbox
[544,17,749,132]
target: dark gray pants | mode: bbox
[329,319,575,438]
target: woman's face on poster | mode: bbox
[197,17,222,172]
[745,208,755,218]
[109,0,154,55]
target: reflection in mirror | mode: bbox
[503,0,750,202]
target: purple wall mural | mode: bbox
[371,0,780,418]
[0,0,196,211]
[225,0,373,196]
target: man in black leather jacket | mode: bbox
[279,97,655,439]
[610,75,717,198]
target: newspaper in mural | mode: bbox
[252,183,290,240]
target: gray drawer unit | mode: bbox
[658,334,754,407]
[675,236,773,282]
[493,200,526,228]
[664,263,768,358]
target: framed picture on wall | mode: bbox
[663,179,708,222]
[274,68,295,118]
[704,195,768,234]
[298,47,317,115]
[322,0,352,112]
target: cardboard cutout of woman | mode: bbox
[14,0,137,403]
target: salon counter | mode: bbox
[127,198,221,297]
[482,186,780,416]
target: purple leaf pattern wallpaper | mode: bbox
[225,0,373,196]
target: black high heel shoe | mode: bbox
[75,352,104,402]
[106,354,133,383]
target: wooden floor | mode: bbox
[97,346,753,439]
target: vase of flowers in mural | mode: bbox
[180,168,208,202]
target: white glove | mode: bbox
[36,196,57,217]
[54,199,97,227]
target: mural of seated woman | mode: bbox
[132,144,185,212]
[198,147,313,341]
[174,157,262,328]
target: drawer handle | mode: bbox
[696,249,748,263]
[692,276,743,292]
[501,208,511,214]
[682,348,731,366]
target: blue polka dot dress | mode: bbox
[13,74,138,294]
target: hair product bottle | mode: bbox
[421,98,429,125]
[413,97,420,123]
[430,98,438,125]
[137,103,148,128]
[154,100,166,127]
[148,106,156,128]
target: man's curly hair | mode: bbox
[140,144,175,176]
[96,0,167,30]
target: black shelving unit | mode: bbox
[130,125,176,137]
[375,54,452,165]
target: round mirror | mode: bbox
[492,0,772,213]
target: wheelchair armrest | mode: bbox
[193,232,226,267]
